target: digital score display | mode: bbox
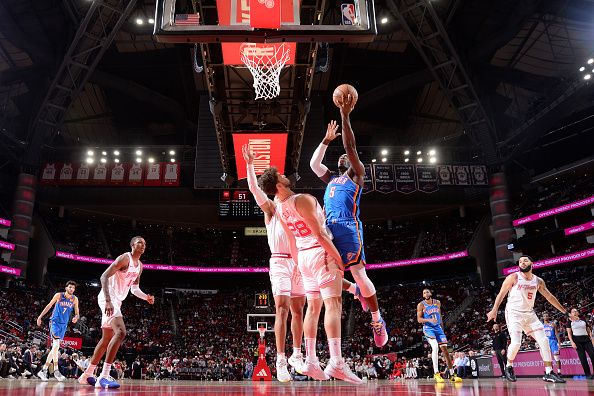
[219,190,264,219]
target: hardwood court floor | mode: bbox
[1,377,593,395]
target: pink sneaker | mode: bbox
[300,357,329,381]
[371,318,388,347]
[324,358,362,384]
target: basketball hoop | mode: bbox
[257,325,267,339]
[240,43,291,100]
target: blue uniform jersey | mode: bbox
[50,293,75,325]
[422,299,442,329]
[323,173,365,266]
[544,323,560,354]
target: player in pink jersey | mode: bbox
[78,236,155,389]
[258,166,362,384]
[243,145,306,381]
[487,255,566,383]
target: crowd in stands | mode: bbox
[39,206,479,268]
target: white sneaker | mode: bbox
[53,369,66,382]
[23,369,31,376]
[288,353,304,374]
[300,357,329,381]
[276,357,292,382]
[324,357,363,384]
[37,370,48,381]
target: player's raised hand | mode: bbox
[486,309,497,322]
[147,294,155,305]
[72,315,79,324]
[242,144,254,164]
[338,94,355,115]
[105,301,114,317]
[324,120,340,142]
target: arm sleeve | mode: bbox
[247,164,269,206]
[309,143,330,177]
[130,284,148,301]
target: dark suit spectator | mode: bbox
[492,323,508,377]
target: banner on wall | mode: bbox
[362,164,374,194]
[163,163,181,186]
[437,165,454,185]
[144,163,162,186]
[373,164,396,194]
[59,163,74,184]
[454,165,470,185]
[109,163,126,185]
[415,165,439,193]
[470,165,488,185]
[232,133,288,180]
[394,164,416,194]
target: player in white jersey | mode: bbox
[78,236,155,389]
[258,166,362,384]
[242,145,306,381]
[487,256,566,383]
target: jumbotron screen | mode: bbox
[218,190,264,219]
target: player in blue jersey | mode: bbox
[417,288,462,383]
[542,312,562,375]
[36,280,80,381]
[309,93,387,347]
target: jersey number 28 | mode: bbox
[286,221,312,237]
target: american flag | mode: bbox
[175,13,200,26]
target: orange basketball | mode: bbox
[332,84,358,108]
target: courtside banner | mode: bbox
[513,195,594,226]
[503,247,594,275]
[47,337,82,350]
[491,347,591,376]
[565,220,594,236]
[233,133,288,180]
[0,264,20,276]
[0,241,15,251]
[55,250,469,273]
[0,218,11,227]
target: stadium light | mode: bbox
[101,151,107,156]
[588,58,594,65]
[148,18,155,24]
[87,150,94,156]
[86,157,94,164]
[404,158,409,163]
[417,158,423,163]
[135,18,144,25]
[169,150,176,155]
[585,74,592,81]
[113,150,120,156]
[430,157,437,164]
[381,149,388,155]
[381,157,387,163]
[371,158,377,163]
[580,66,586,72]
[416,150,422,155]
[380,17,388,24]
[114,158,120,164]
[135,150,142,156]
[404,150,410,155]
[170,158,176,163]
[136,158,142,163]
[100,158,107,163]
[148,158,155,163]
[429,149,436,156]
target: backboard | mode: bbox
[153,0,377,44]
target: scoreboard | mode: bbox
[218,190,264,219]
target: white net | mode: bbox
[240,43,291,100]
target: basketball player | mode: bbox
[309,93,388,347]
[486,255,566,383]
[242,145,306,381]
[543,312,562,375]
[258,166,362,384]
[36,280,80,381]
[78,236,155,389]
[417,288,462,383]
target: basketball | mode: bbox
[333,84,358,108]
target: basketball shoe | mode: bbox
[324,357,362,384]
[434,373,445,383]
[95,375,121,389]
[371,318,388,347]
[300,356,329,381]
[276,357,292,382]
[288,353,304,373]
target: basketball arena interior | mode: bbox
[0,0,594,395]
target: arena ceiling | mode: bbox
[1,0,594,181]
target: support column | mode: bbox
[489,172,514,276]
[8,173,36,278]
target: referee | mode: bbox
[566,308,594,379]
[492,323,508,378]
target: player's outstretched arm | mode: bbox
[294,194,343,267]
[242,144,274,216]
[310,121,339,184]
[337,95,365,178]
[72,296,80,324]
[131,265,154,304]
[538,279,566,314]
[36,293,60,326]
[487,275,515,322]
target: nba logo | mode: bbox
[341,4,356,25]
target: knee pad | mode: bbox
[533,331,552,362]
[350,264,376,298]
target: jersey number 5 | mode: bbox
[527,292,534,300]
[286,221,312,237]
[329,186,336,198]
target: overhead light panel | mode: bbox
[87,150,94,156]
[136,150,142,156]
[136,158,142,163]
[381,149,388,155]
[169,150,176,155]
[135,18,144,25]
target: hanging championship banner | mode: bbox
[127,163,144,186]
[454,165,470,185]
[59,163,74,184]
[470,165,488,185]
[394,164,416,194]
[362,164,374,194]
[76,163,91,184]
[416,165,439,193]
[163,163,181,186]
[92,163,108,184]
[437,165,454,185]
[40,163,57,184]
[109,163,126,185]
[144,163,162,186]
[373,164,396,194]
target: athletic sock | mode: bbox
[449,368,454,375]
[545,366,552,374]
[85,364,97,376]
[347,282,356,295]
[328,338,342,361]
[371,310,381,322]
[305,338,316,359]
[506,361,513,368]
[293,347,301,356]
[277,352,286,361]
[101,363,112,378]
